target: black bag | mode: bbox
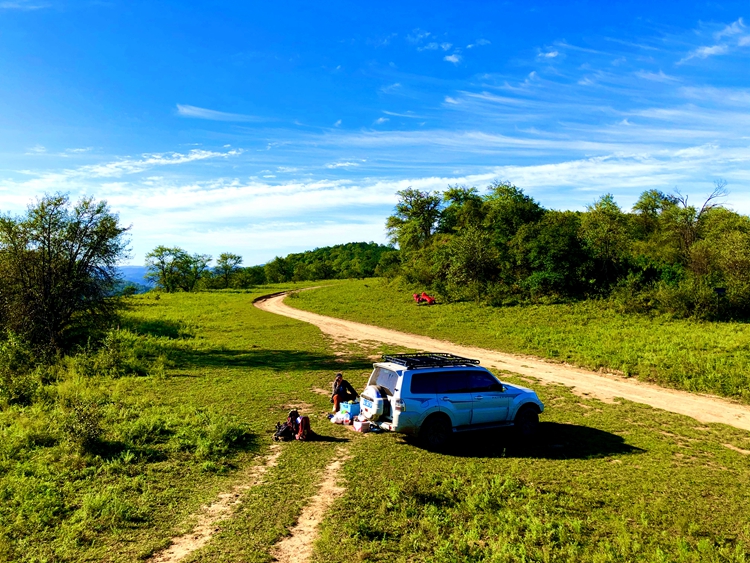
[273,421,295,441]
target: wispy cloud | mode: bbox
[379,82,402,94]
[0,0,49,9]
[406,29,431,44]
[382,110,423,118]
[537,50,559,58]
[176,104,263,122]
[444,54,461,64]
[715,17,745,40]
[25,145,46,155]
[373,117,389,125]
[679,43,729,63]
[325,161,361,169]
[417,42,439,51]
[333,119,342,127]
[467,39,490,48]
[635,70,679,82]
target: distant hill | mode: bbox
[118,266,152,286]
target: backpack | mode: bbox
[273,409,314,442]
[273,421,295,441]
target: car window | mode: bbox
[372,367,398,396]
[436,371,470,394]
[468,371,501,392]
[410,373,437,394]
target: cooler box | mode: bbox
[353,420,370,433]
[340,402,360,416]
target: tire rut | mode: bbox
[270,446,352,563]
[149,444,283,563]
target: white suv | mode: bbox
[359,353,544,449]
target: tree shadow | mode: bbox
[405,422,645,460]
[120,318,191,339]
[169,347,375,373]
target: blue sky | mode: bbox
[1,1,749,265]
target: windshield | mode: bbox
[369,367,399,396]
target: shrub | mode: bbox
[0,334,39,406]
[61,397,105,451]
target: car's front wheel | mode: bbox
[514,405,539,438]
[420,415,452,450]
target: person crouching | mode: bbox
[331,372,358,413]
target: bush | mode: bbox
[0,334,39,406]
[61,397,105,451]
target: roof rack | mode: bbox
[381,353,480,369]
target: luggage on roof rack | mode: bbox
[381,353,480,369]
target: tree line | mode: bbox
[143,241,397,291]
[384,180,749,319]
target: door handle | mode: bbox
[474,395,483,400]
[441,396,451,401]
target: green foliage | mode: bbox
[0,193,129,353]
[384,180,747,319]
[144,246,212,292]
[0,334,39,405]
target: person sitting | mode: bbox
[331,372,358,412]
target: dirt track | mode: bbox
[255,293,750,432]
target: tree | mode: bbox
[145,246,185,292]
[176,253,212,292]
[0,193,129,353]
[214,253,243,288]
[145,246,211,292]
[385,188,442,252]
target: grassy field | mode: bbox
[290,279,750,403]
[2,286,750,562]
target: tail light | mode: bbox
[395,399,406,412]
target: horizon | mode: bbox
[1,1,748,265]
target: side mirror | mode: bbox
[490,383,505,392]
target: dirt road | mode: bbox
[255,293,750,432]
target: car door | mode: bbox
[436,370,473,427]
[469,371,510,425]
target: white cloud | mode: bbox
[176,104,262,122]
[418,42,439,51]
[325,161,360,169]
[444,96,460,105]
[635,70,678,82]
[0,0,48,9]
[334,119,342,127]
[441,43,452,51]
[407,29,431,44]
[382,110,422,118]
[739,36,750,47]
[538,50,559,58]
[25,145,46,154]
[679,44,729,63]
[444,54,461,64]
[467,39,491,48]
[64,147,93,154]
[373,117,389,125]
[379,82,402,94]
[715,18,745,40]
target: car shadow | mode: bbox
[406,422,645,460]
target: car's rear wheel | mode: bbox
[514,405,539,438]
[420,415,452,450]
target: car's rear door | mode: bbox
[436,370,473,426]
[469,371,510,425]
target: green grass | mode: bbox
[2,284,750,562]
[290,279,750,403]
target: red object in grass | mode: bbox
[414,292,436,305]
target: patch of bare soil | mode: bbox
[724,443,750,455]
[255,293,750,432]
[149,445,283,563]
[270,447,352,563]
